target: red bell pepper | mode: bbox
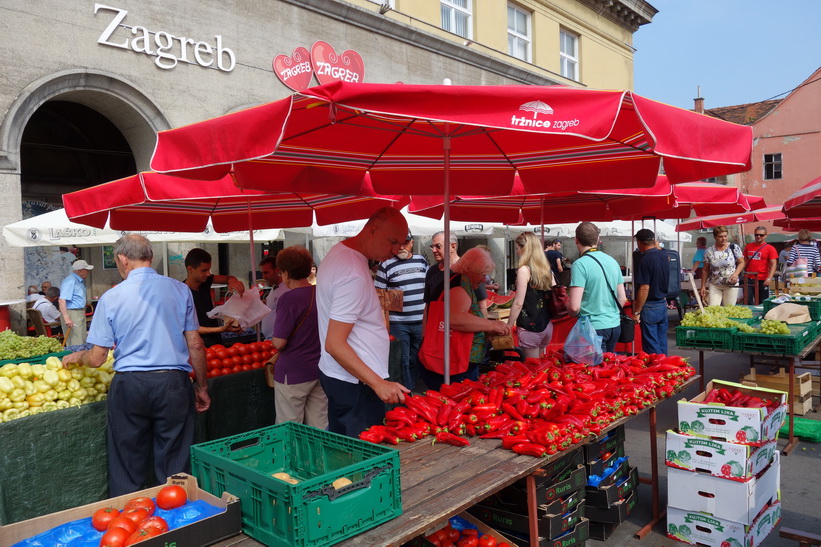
[435,431,470,447]
[512,442,547,457]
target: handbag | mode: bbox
[547,285,569,320]
[418,278,475,376]
[264,285,314,388]
[585,254,634,344]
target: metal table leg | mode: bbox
[526,474,540,547]
[783,356,799,455]
[635,406,665,539]
[699,351,705,392]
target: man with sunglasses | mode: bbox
[743,227,777,304]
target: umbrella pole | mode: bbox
[247,200,261,342]
[443,135,452,385]
[162,242,169,276]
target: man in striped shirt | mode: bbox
[375,231,428,390]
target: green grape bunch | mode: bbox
[0,330,63,360]
[681,311,746,329]
[758,319,791,335]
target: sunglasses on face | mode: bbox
[754,233,766,237]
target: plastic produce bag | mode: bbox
[207,291,271,330]
[564,315,603,366]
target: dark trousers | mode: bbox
[596,326,621,354]
[418,362,480,392]
[107,370,195,497]
[746,278,770,304]
[390,321,423,390]
[319,373,386,438]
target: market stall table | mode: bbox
[687,333,821,455]
[213,376,698,547]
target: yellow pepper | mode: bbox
[17,363,33,380]
[29,407,42,415]
[11,376,25,389]
[97,371,113,385]
[72,388,88,401]
[95,393,107,402]
[12,401,29,410]
[0,397,12,411]
[55,400,70,410]
[42,401,58,412]
[44,389,58,402]
[70,368,84,380]
[57,389,71,401]
[9,388,26,403]
[24,381,37,396]
[18,409,31,418]
[26,393,45,407]
[30,364,46,378]
[0,377,14,394]
[67,379,80,392]
[68,397,81,406]
[79,377,95,389]
[33,379,51,393]
[45,356,63,370]
[0,363,18,378]
[2,408,20,422]
[57,369,72,382]
[43,369,59,387]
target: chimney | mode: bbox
[694,85,704,114]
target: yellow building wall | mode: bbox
[351,0,638,91]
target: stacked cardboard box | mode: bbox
[467,447,590,546]
[666,380,786,547]
[581,425,639,541]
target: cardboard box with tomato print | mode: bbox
[667,499,781,547]
[667,452,780,526]
[665,429,777,481]
[677,380,787,445]
[0,473,240,546]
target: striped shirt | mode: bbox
[789,243,821,273]
[375,255,428,322]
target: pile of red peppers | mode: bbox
[359,352,696,457]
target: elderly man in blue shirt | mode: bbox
[59,259,94,346]
[62,234,210,496]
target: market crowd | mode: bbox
[58,209,816,497]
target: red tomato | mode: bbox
[107,515,138,535]
[440,541,455,547]
[252,361,264,369]
[230,356,243,367]
[156,485,188,510]
[232,365,242,374]
[236,344,249,356]
[124,497,155,516]
[206,370,216,378]
[220,367,233,376]
[140,516,169,533]
[241,354,254,365]
[433,529,448,543]
[462,529,479,537]
[124,527,162,546]
[250,351,262,362]
[248,342,261,353]
[210,344,225,351]
[262,350,273,360]
[122,508,150,526]
[205,348,215,359]
[477,535,498,547]
[92,507,120,531]
[215,349,228,360]
[241,364,252,371]
[226,346,239,357]
[100,526,131,547]
[207,359,221,370]
[445,527,460,543]
[260,340,273,349]
[496,543,511,547]
[457,538,478,547]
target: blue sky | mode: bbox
[633,0,821,110]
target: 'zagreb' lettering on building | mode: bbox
[279,62,312,81]
[95,4,236,72]
[509,116,580,131]
[314,61,360,82]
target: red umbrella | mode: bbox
[408,178,750,224]
[675,205,784,231]
[773,217,821,232]
[63,172,403,232]
[150,82,753,196]
[783,175,821,217]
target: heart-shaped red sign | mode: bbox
[310,41,365,85]
[273,47,313,92]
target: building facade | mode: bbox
[0,0,655,330]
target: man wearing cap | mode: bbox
[59,259,94,346]
[743,226,777,305]
[375,231,428,390]
[633,229,670,355]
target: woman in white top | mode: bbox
[700,225,745,306]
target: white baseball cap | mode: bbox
[72,260,94,271]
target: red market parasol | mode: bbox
[773,217,821,232]
[62,172,403,232]
[150,82,753,196]
[783,175,821,217]
[675,205,785,231]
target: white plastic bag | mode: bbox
[564,315,603,366]
[207,291,271,330]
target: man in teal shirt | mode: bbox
[568,222,627,353]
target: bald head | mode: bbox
[354,207,409,262]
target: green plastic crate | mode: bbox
[762,297,821,320]
[675,326,736,350]
[0,350,70,366]
[732,323,815,355]
[190,422,401,547]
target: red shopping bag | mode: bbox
[418,300,474,375]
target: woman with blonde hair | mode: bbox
[507,232,557,358]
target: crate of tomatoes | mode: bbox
[203,340,274,378]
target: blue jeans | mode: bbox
[746,278,769,305]
[639,299,668,355]
[390,321,423,390]
[319,373,386,438]
[596,326,621,353]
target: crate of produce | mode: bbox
[676,326,737,350]
[763,296,821,320]
[667,500,781,547]
[190,422,401,547]
[732,323,814,355]
[665,430,777,481]
[0,350,70,367]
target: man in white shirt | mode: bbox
[259,255,289,339]
[33,287,62,328]
[317,207,410,437]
